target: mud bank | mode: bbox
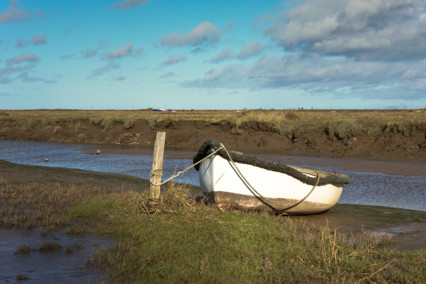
[1,117,425,162]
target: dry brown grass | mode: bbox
[1,108,424,127]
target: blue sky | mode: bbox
[1,0,425,109]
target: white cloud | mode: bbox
[163,55,186,65]
[81,41,106,59]
[10,53,39,64]
[60,54,75,60]
[264,0,426,61]
[88,62,120,78]
[1,53,46,84]
[211,48,234,63]
[82,49,97,59]
[0,0,44,24]
[211,41,265,62]
[102,43,133,59]
[16,34,47,47]
[111,0,150,10]
[159,72,175,79]
[18,71,43,82]
[236,41,265,59]
[31,34,46,45]
[16,38,26,47]
[161,22,222,48]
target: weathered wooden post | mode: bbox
[149,131,166,202]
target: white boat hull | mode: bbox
[198,155,343,215]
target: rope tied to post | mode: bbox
[149,145,224,186]
[150,169,163,178]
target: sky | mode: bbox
[0,0,425,110]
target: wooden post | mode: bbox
[149,131,166,200]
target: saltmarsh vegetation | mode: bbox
[1,168,425,283]
[0,109,424,140]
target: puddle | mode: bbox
[366,223,426,250]
[0,227,113,283]
[295,204,426,250]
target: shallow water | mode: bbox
[0,227,112,283]
[0,140,425,211]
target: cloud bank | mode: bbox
[264,0,426,61]
[188,53,426,100]
[187,0,426,103]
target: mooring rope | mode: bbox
[219,143,320,213]
[149,145,224,186]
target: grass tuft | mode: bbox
[14,244,31,255]
[38,241,61,252]
[326,120,362,140]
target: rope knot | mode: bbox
[150,169,163,178]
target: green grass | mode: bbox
[66,185,425,283]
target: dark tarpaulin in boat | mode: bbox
[193,140,352,186]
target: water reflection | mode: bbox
[0,140,424,211]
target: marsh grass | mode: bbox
[14,244,31,255]
[1,169,424,283]
[0,177,115,229]
[65,246,74,254]
[1,109,424,139]
[66,224,92,236]
[38,241,61,252]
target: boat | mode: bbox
[193,141,352,215]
